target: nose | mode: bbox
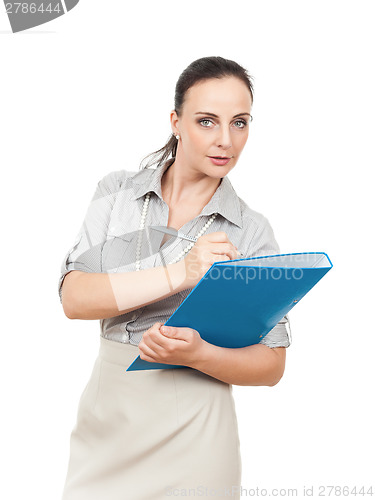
[215,125,232,150]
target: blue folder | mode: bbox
[126,252,333,371]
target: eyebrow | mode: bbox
[194,111,251,118]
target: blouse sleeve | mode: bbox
[246,214,292,348]
[57,170,123,304]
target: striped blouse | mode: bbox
[58,160,292,348]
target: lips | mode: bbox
[208,156,232,166]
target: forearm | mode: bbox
[64,260,188,320]
[190,341,286,387]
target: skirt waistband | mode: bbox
[98,336,140,368]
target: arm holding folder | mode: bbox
[134,250,332,384]
[141,319,289,386]
[133,222,332,385]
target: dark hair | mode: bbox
[139,56,254,170]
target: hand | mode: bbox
[182,231,240,288]
[138,321,206,367]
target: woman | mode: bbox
[59,56,291,500]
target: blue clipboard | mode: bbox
[126,252,333,371]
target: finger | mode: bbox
[210,243,239,260]
[145,330,170,350]
[203,231,229,243]
[146,322,165,343]
[151,321,164,331]
[139,342,158,361]
[161,325,189,341]
[211,254,231,263]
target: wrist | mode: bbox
[190,339,215,371]
[168,259,193,292]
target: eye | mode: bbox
[234,119,248,129]
[199,118,214,127]
[198,118,248,129]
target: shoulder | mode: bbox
[237,195,273,233]
[236,195,280,256]
[92,168,141,200]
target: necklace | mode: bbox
[135,192,218,271]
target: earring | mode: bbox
[175,134,180,140]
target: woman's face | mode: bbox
[171,76,252,177]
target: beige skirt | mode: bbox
[61,336,242,500]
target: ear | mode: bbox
[170,109,179,135]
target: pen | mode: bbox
[150,226,244,256]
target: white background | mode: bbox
[1,1,374,498]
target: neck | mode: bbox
[161,158,222,209]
